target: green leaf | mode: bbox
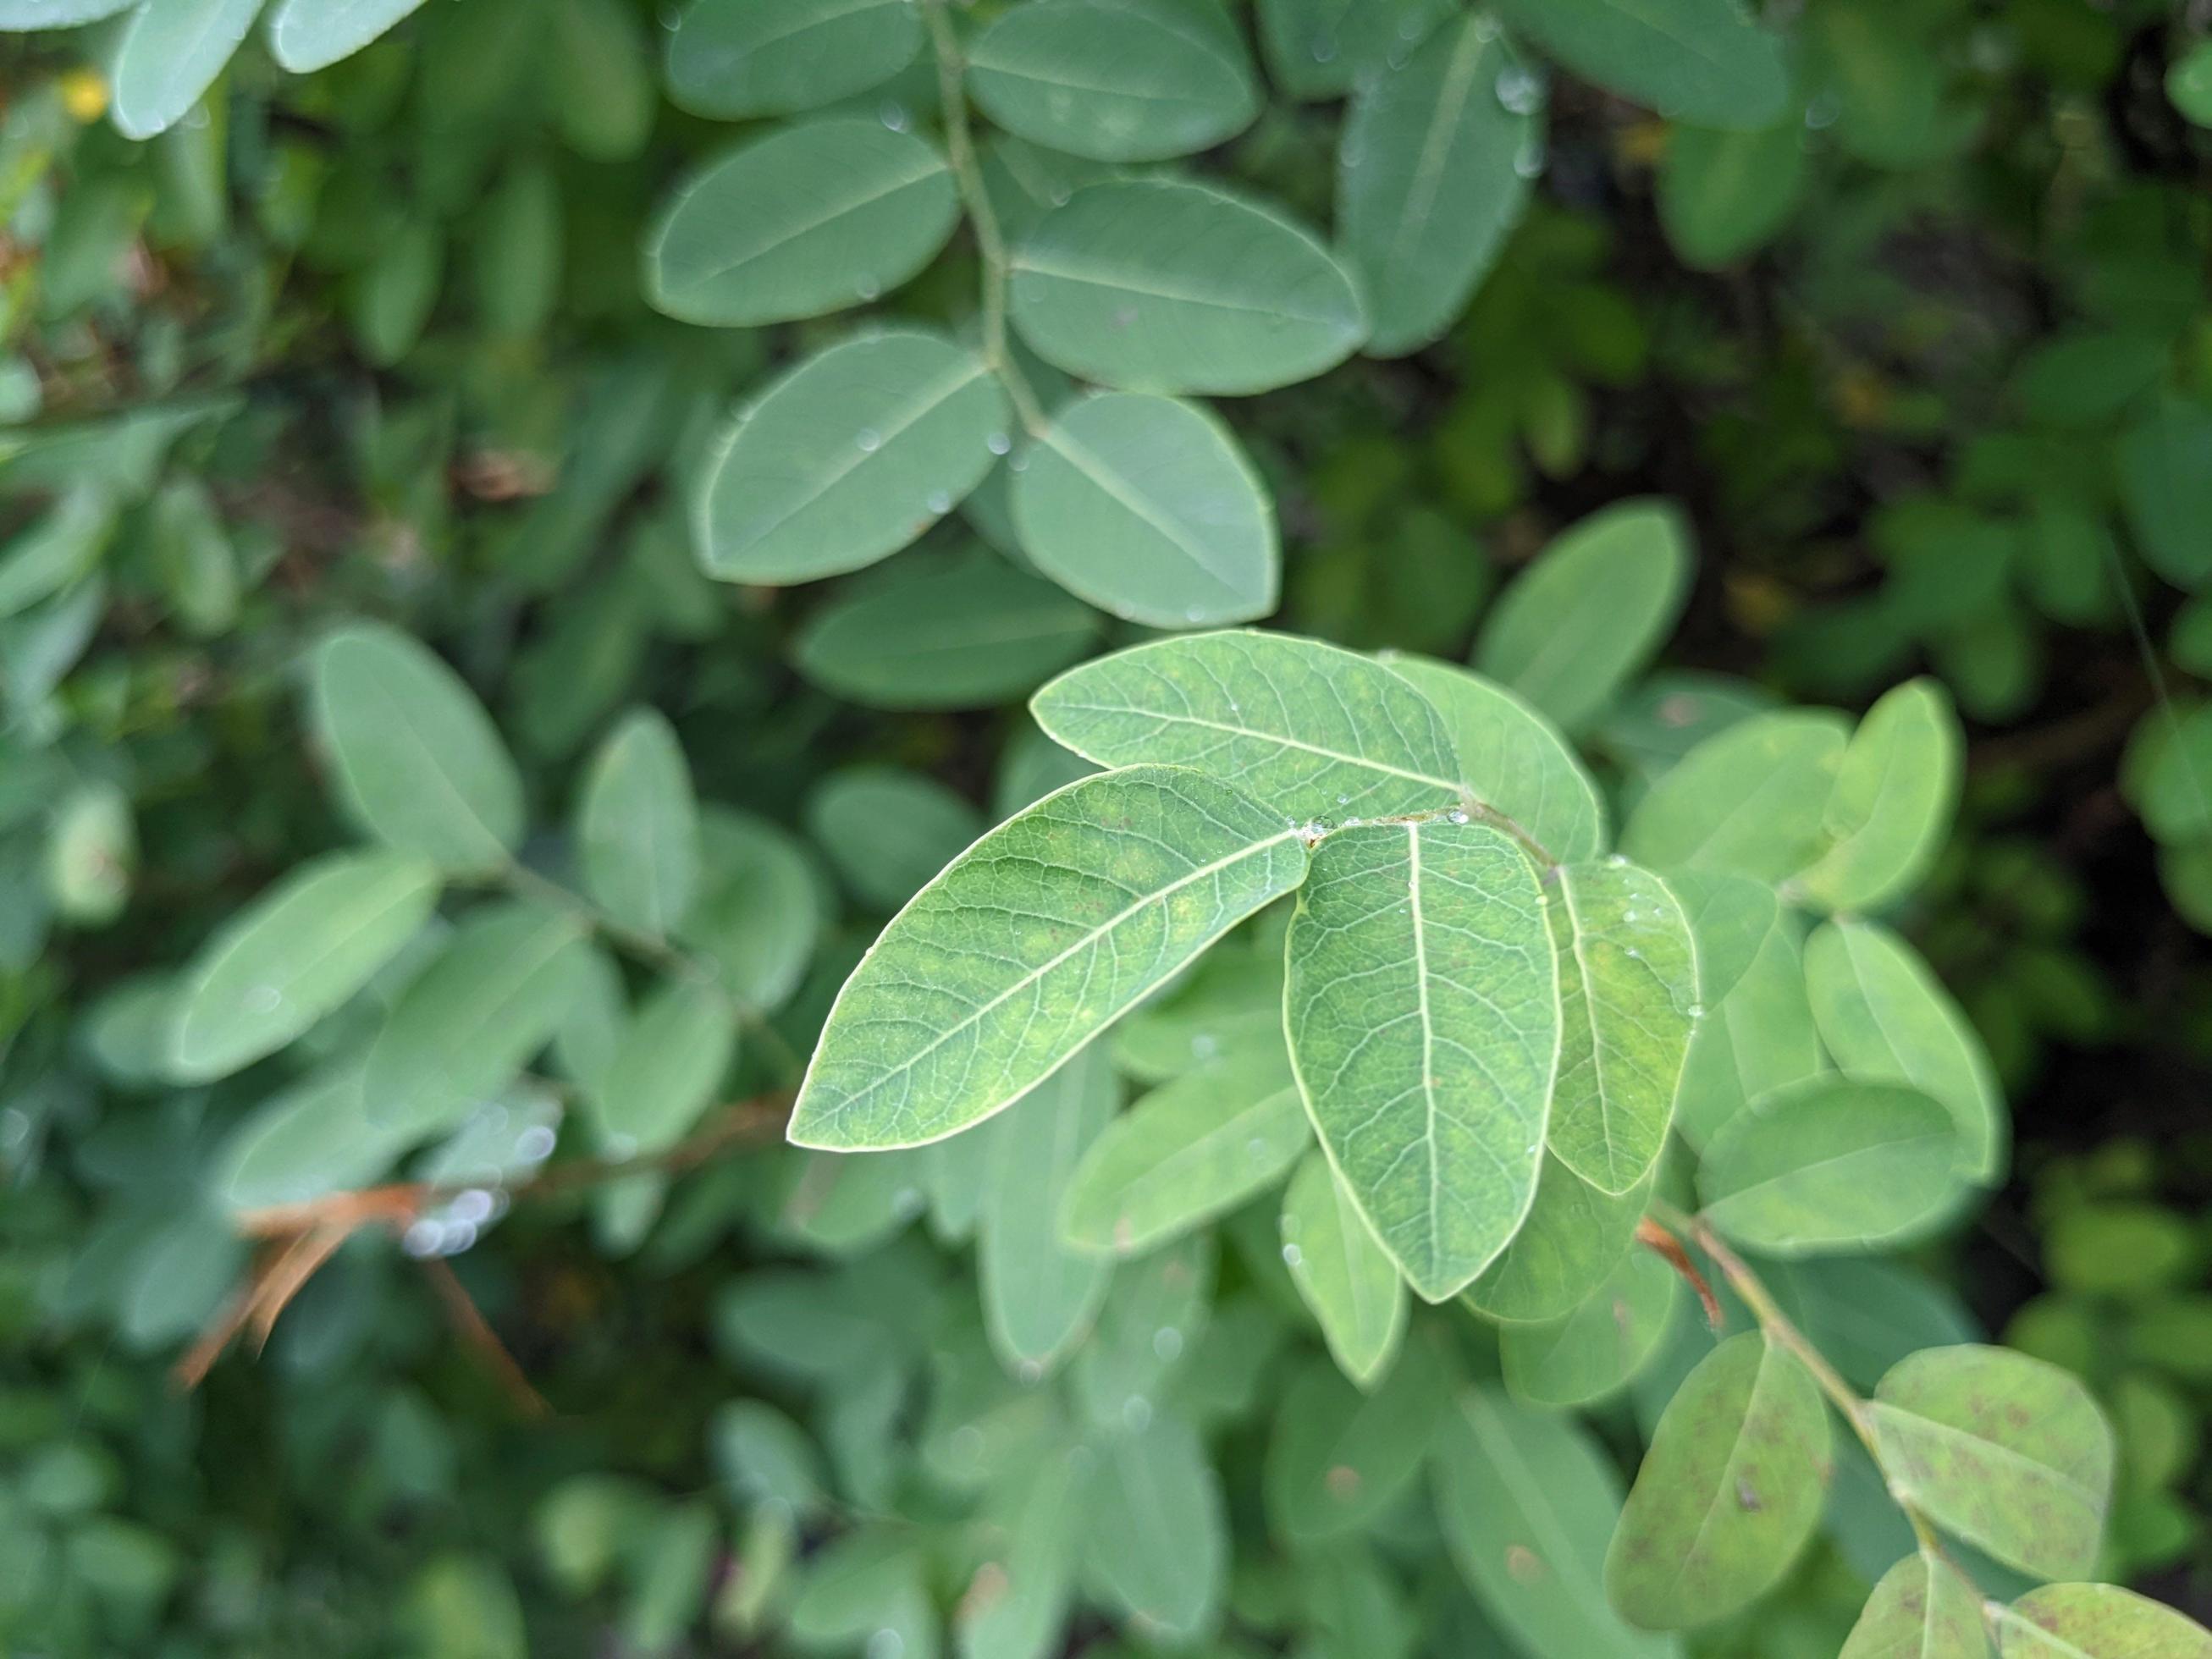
[309,622,526,875]
[0,0,138,23]
[1995,1583,2212,1658]
[1544,858,1697,1194]
[1111,943,1284,1082]
[2116,397,2212,588]
[1266,1345,1449,1540]
[0,489,113,620]
[268,0,428,72]
[216,1061,420,1210]
[2172,41,2212,127]
[1280,1150,1407,1386]
[1012,394,1277,627]
[585,980,735,1157]
[1382,654,1606,862]
[1434,1388,1671,1659]
[1084,1414,1227,1642]
[1796,680,1962,913]
[1840,1552,1989,1659]
[693,330,1010,584]
[1071,1233,1211,1426]
[1501,1250,1677,1406]
[642,118,958,326]
[1284,820,1558,1301]
[1623,711,1849,881]
[808,764,984,913]
[1698,1078,1968,1256]
[795,549,1100,711]
[665,0,923,119]
[347,219,443,367]
[576,708,700,939]
[791,766,1308,1149]
[1474,500,1692,734]
[966,0,1259,163]
[166,851,440,1082]
[1488,0,1790,130]
[1803,919,2005,1183]
[1061,1048,1310,1257]
[977,1044,1118,1375]
[1256,0,1459,101]
[363,901,592,1136]
[1870,1345,2114,1583]
[1665,869,1777,1006]
[1604,1332,1831,1631]
[681,809,822,1012]
[1674,915,1820,1151]
[1011,180,1364,395]
[110,0,264,141]
[958,1454,1087,1659]
[1339,15,1539,356]
[1462,1151,1656,1324]
[1657,119,1808,270]
[1034,631,1462,820]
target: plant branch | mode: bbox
[1648,1198,1951,1559]
[925,0,1050,436]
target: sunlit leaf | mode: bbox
[792,767,1307,1149]
[1285,819,1558,1301]
[268,0,428,72]
[110,0,264,141]
[1796,680,1962,914]
[1623,711,1849,881]
[1840,1552,1990,1659]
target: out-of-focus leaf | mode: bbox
[1280,1150,1407,1387]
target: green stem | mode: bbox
[924,0,1050,436]
[495,861,808,1087]
[1648,1198,1950,1560]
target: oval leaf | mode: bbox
[1699,1077,1968,1256]
[1280,1150,1407,1387]
[1061,1048,1310,1257]
[111,0,264,141]
[1462,1151,1656,1324]
[1997,1584,2212,1658]
[363,901,592,1136]
[1500,1250,1678,1407]
[1544,858,1697,1195]
[1623,710,1849,881]
[1436,1388,1671,1659]
[794,549,1100,711]
[268,0,428,72]
[310,622,525,875]
[586,979,735,1157]
[1382,654,1606,862]
[1012,393,1277,627]
[1803,919,2005,1183]
[1339,15,1539,356]
[695,330,1010,584]
[577,708,700,939]
[1084,1414,1227,1641]
[1284,819,1559,1302]
[1265,1345,1449,1540]
[1034,631,1464,821]
[789,766,1309,1150]
[967,0,1259,163]
[1011,179,1365,395]
[665,0,923,119]
[167,851,440,1083]
[1604,1331,1832,1630]
[642,118,958,326]
[1488,0,1790,130]
[1840,1552,1991,1659]
[1870,1345,2114,1584]
[1475,500,1692,734]
[1796,680,1963,913]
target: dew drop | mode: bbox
[986,430,1012,455]
[1123,1395,1154,1431]
[855,276,881,301]
[867,1629,905,1659]
[1607,853,1630,868]
[516,1125,556,1161]
[1310,35,1338,63]
[880,101,910,132]
[926,488,952,514]
[951,1425,985,1463]
[1152,1326,1183,1362]
[402,1220,443,1258]
[856,427,882,453]
[1344,817,1361,827]
[1336,794,1350,806]
[450,1188,494,1226]
[1495,65,1542,116]
[1447,809,1470,824]
[245,984,281,1015]
[1688,1003,1707,1019]
[1282,1243,1305,1267]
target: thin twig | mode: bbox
[417,1255,552,1419]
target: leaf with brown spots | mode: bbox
[1840,1552,1989,1658]
[1870,1345,2113,1584]
[1603,1331,1830,1630]
[1994,1582,2212,1657]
